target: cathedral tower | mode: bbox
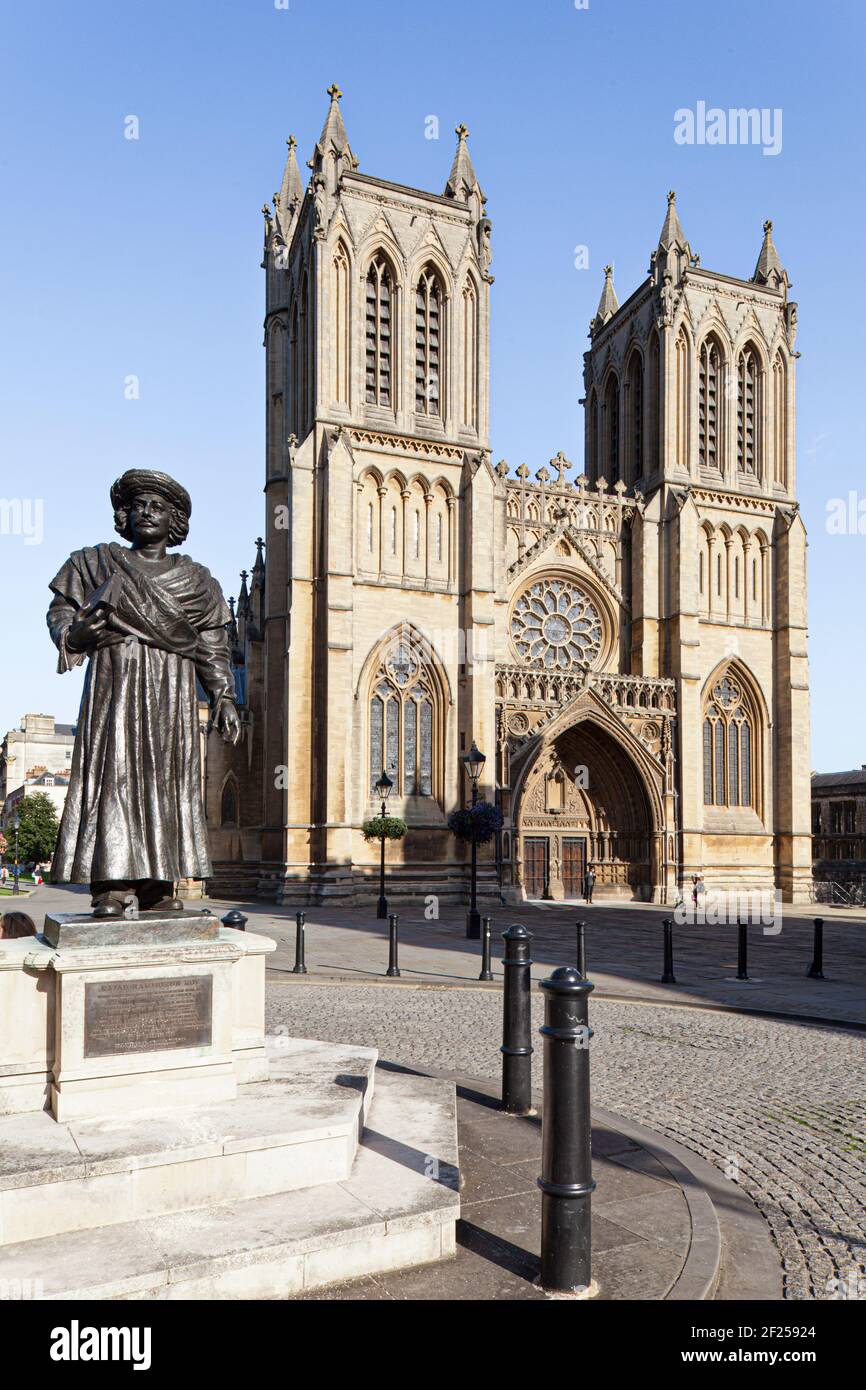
[213,88,500,903]
[581,194,810,899]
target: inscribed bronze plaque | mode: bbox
[84,975,213,1057]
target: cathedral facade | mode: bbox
[207,88,812,906]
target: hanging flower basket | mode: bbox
[447,800,503,846]
[361,815,407,842]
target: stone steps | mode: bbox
[0,1069,460,1299]
[0,1039,377,1246]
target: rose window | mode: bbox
[511,579,603,669]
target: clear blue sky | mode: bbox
[1,0,863,771]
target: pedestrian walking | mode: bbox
[583,863,596,904]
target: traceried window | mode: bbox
[511,578,603,670]
[365,255,394,407]
[369,640,436,797]
[415,267,443,416]
[702,674,755,809]
[737,346,760,475]
[699,338,722,469]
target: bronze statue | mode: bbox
[47,470,241,918]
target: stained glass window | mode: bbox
[702,674,755,809]
[368,641,437,799]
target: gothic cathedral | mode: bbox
[206,88,812,906]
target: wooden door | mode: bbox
[523,837,548,898]
[562,838,586,899]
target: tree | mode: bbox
[9,793,60,866]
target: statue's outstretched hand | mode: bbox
[216,700,241,746]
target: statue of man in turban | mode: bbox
[47,470,241,919]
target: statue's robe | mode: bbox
[47,542,234,885]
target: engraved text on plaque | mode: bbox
[84,975,213,1057]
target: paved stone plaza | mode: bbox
[25,885,866,1300]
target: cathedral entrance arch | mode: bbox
[510,711,663,902]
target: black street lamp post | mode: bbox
[462,741,486,940]
[374,769,394,921]
[12,814,21,896]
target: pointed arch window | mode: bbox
[626,352,643,482]
[648,331,660,470]
[702,674,755,808]
[415,267,443,416]
[369,639,438,798]
[604,374,619,484]
[220,779,239,828]
[699,337,722,469]
[365,255,394,407]
[737,346,760,475]
[587,388,599,484]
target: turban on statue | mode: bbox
[110,469,192,546]
[110,469,192,520]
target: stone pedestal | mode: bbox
[0,908,458,1298]
[0,915,275,1120]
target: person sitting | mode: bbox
[0,911,37,939]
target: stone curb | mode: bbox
[380,1061,772,1302]
[594,1106,783,1302]
[593,1106,721,1301]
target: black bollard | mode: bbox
[807,917,825,980]
[661,918,676,984]
[479,915,493,982]
[539,966,596,1296]
[501,924,533,1114]
[575,920,586,980]
[386,912,401,978]
[292,910,307,975]
[736,918,749,980]
[221,909,247,933]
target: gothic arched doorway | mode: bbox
[511,717,660,902]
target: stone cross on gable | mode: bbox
[550,451,573,486]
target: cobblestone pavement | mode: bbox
[266,981,866,1301]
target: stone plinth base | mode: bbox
[0,914,458,1296]
[0,922,275,1120]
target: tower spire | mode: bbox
[752,219,789,290]
[308,82,358,179]
[590,264,619,335]
[444,122,483,205]
[275,134,303,236]
[657,190,690,254]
